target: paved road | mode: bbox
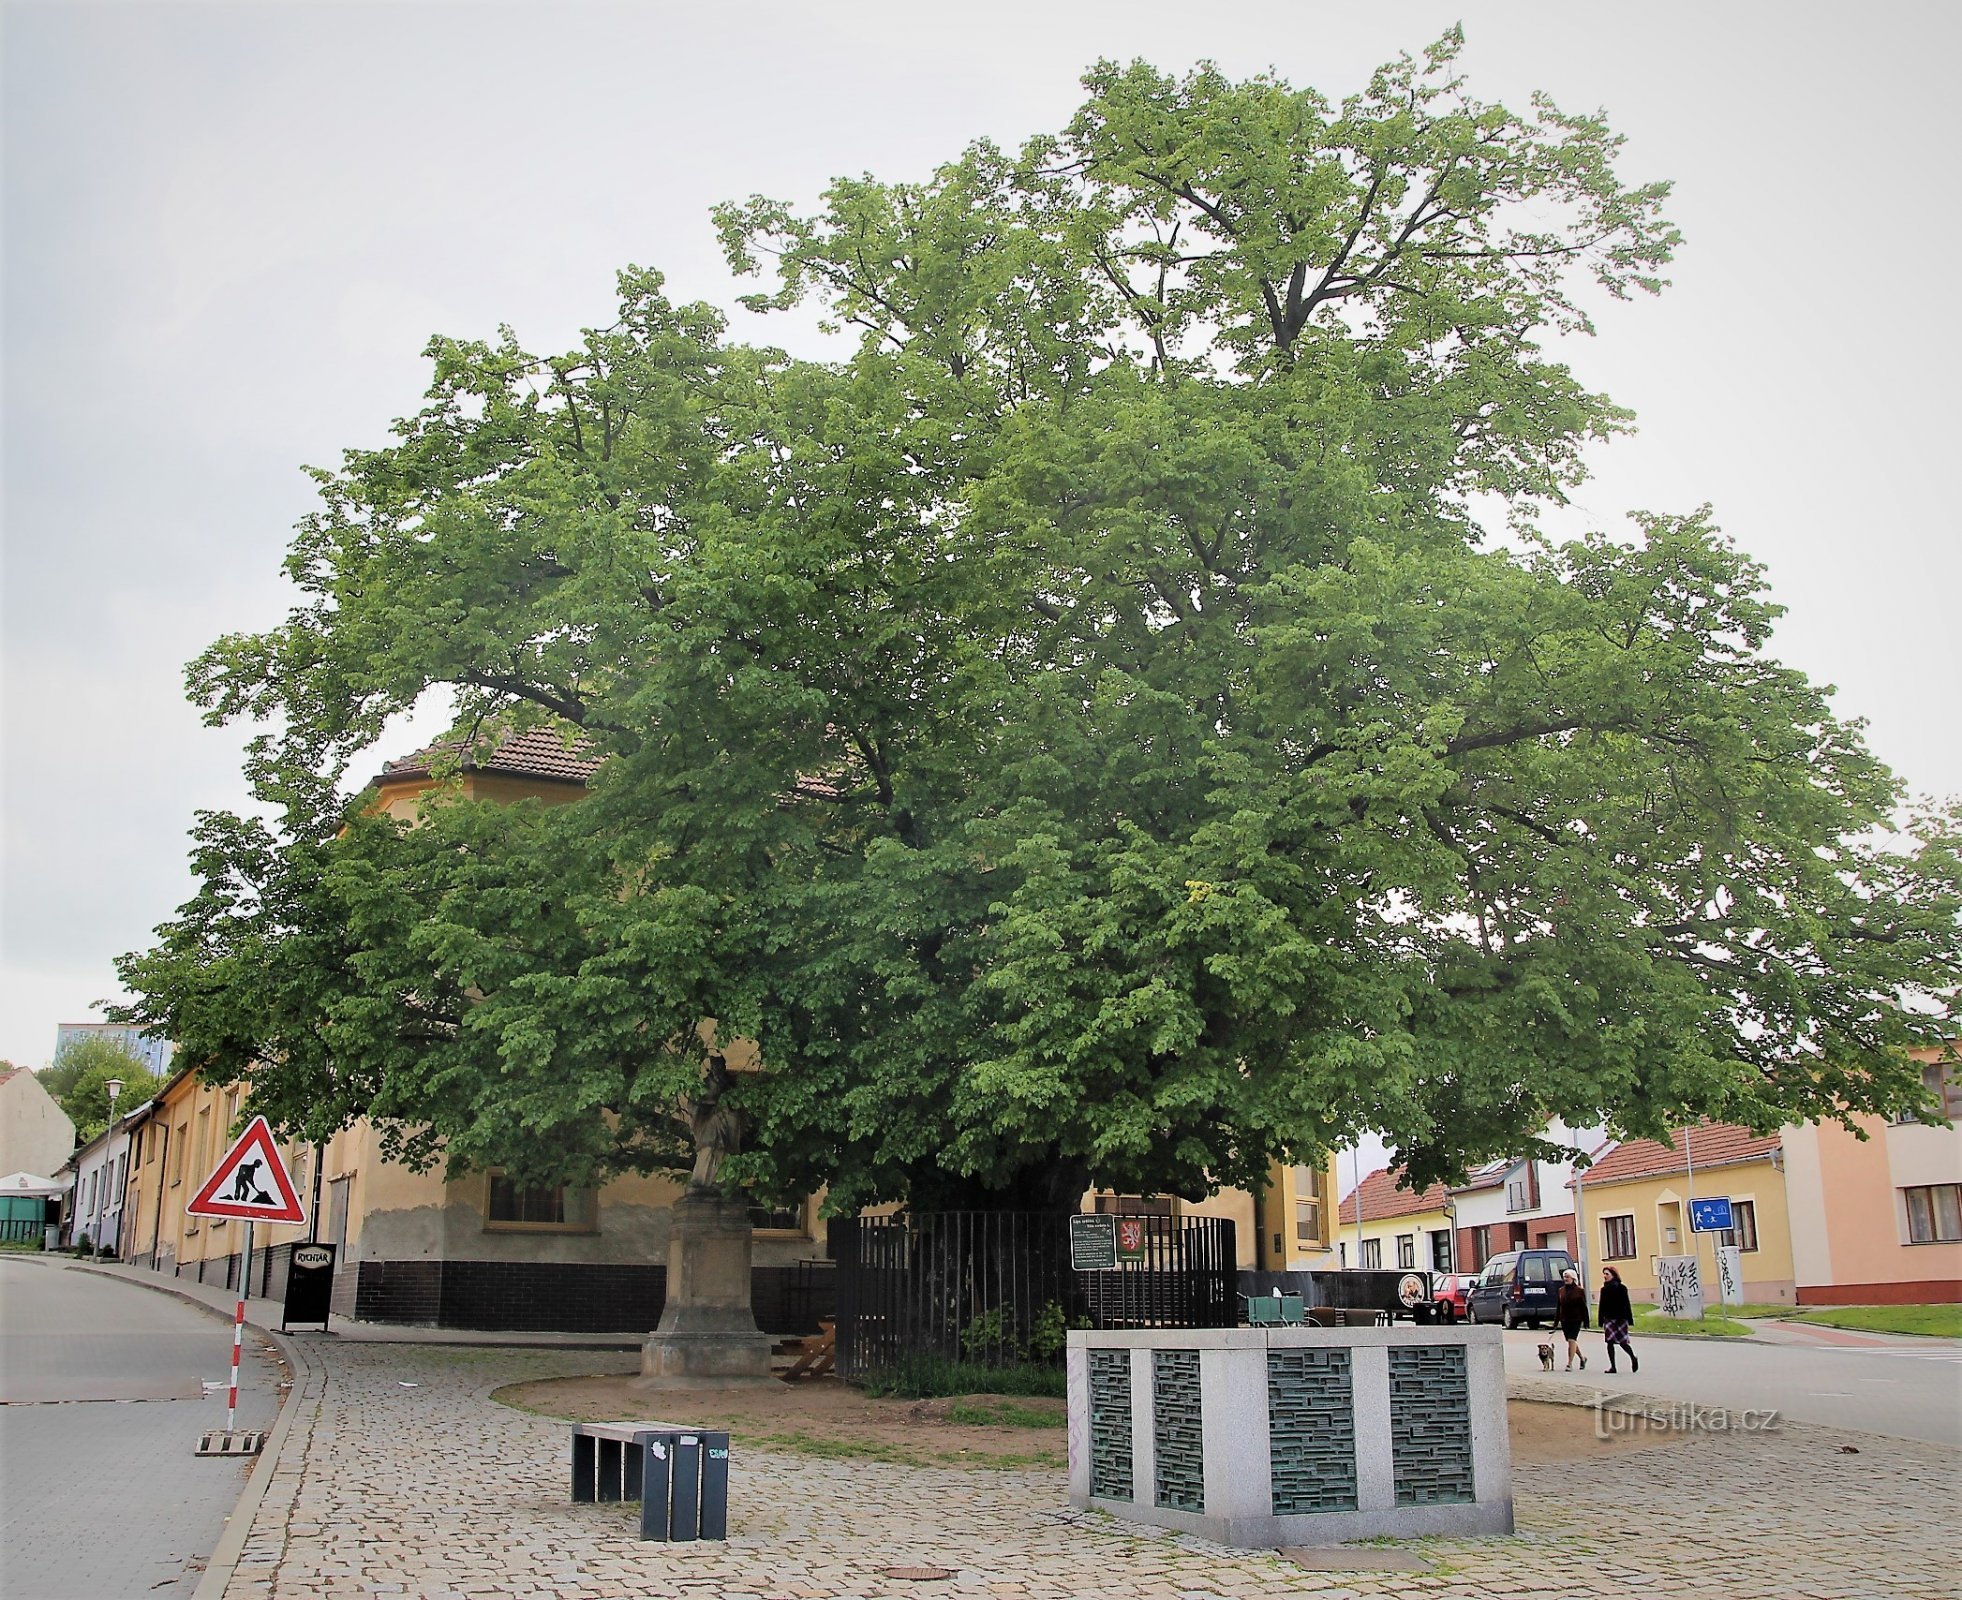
[1492,1319,1962,1446]
[0,1257,284,1599]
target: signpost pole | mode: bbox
[229,1219,253,1435]
[1682,1124,1698,1319]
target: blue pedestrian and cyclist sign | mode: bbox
[1688,1196,1734,1233]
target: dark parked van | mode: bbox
[1464,1249,1577,1329]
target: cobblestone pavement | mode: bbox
[220,1340,1960,1600]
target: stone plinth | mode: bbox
[637,1193,773,1386]
[1065,1324,1512,1547]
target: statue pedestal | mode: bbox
[637,1192,773,1387]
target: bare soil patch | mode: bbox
[492,1372,1684,1470]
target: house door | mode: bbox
[327,1176,351,1251]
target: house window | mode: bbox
[484,1173,595,1232]
[1603,1215,1637,1260]
[1359,1238,1382,1270]
[1095,1193,1174,1215]
[170,1123,188,1186]
[1291,1166,1328,1246]
[1904,1184,1962,1244]
[1396,1234,1416,1269]
[747,1196,807,1234]
[1505,1163,1541,1214]
[1431,1230,1454,1271]
[1716,1200,1759,1253]
[1895,1060,1962,1125]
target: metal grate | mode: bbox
[1152,1350,1205,1512]
[1388,1345,1475,1505]
[828,1211,1236,1380]
[1087,1348,1134,1500]
[1267,1347,1358,1513]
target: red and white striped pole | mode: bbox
[228,1219,253,1433]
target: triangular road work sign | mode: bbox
[187,1115,306,1224]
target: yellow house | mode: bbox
[128,724,1352,1329]
[122,1065,314,1291]
[121,727,828,1331]
[1090,1156,1342,1273]
[1334,1167,1456,1273]
[1573,1123,1795,1305]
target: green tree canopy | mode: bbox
[119,34,1960,1210]
[42,1037,162,1146]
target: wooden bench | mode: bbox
[570,1421,730,1540]
[779,1318,836,1382]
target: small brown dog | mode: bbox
[1537,1342,1556,1371]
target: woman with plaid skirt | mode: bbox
[1600,1265,1639,1373]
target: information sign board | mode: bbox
[1069,1213,1117,1271]
[1688,1197,1734,1234]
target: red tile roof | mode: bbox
[376,724,601,788]
[1574,1123,1780,1188]
[1337,1166,1453,1224]
[375,727,851,803]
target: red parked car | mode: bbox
[1431,1272,1472,1323]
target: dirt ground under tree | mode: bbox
[493,1370,1685,1472]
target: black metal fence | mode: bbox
[0,1217,45,1245]
[828,1211,1236,1380]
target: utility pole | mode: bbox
[1353,1148,1365,1269]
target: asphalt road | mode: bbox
[0,1257,283,1599]
[1494,1319,1962,1447]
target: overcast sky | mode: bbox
[4,1,1958,1079]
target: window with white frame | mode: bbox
[1904,1184,1962,1244]
[1292,1166,1328,1246]
[1396,1233,1416,1269]
[1505,1163,1540,1214]
[1359,1237,1382,1270]
[1602,1214,1637,1259]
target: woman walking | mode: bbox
[1599,1266,1639,1373]
[1556,1268,1589,1370]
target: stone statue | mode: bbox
[684,1053,745,1195]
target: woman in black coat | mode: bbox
[1556,1269,1589,1370]
[1599,1266,1639,1373]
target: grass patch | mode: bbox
[1713,1303,1795,1319]
[1787,1304,1962,1338]
[0,1239,45,1253]
[944,1398,1064,1429]
[858,1353,1065,1399]
[1630,1305,1752,1338]
[744,1429,919,1464]
[744,1428,1061,1472]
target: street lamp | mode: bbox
[97,1079,126,1260]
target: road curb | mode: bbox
[191,1326,316,1600]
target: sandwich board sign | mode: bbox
[186,1115,306,1225]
